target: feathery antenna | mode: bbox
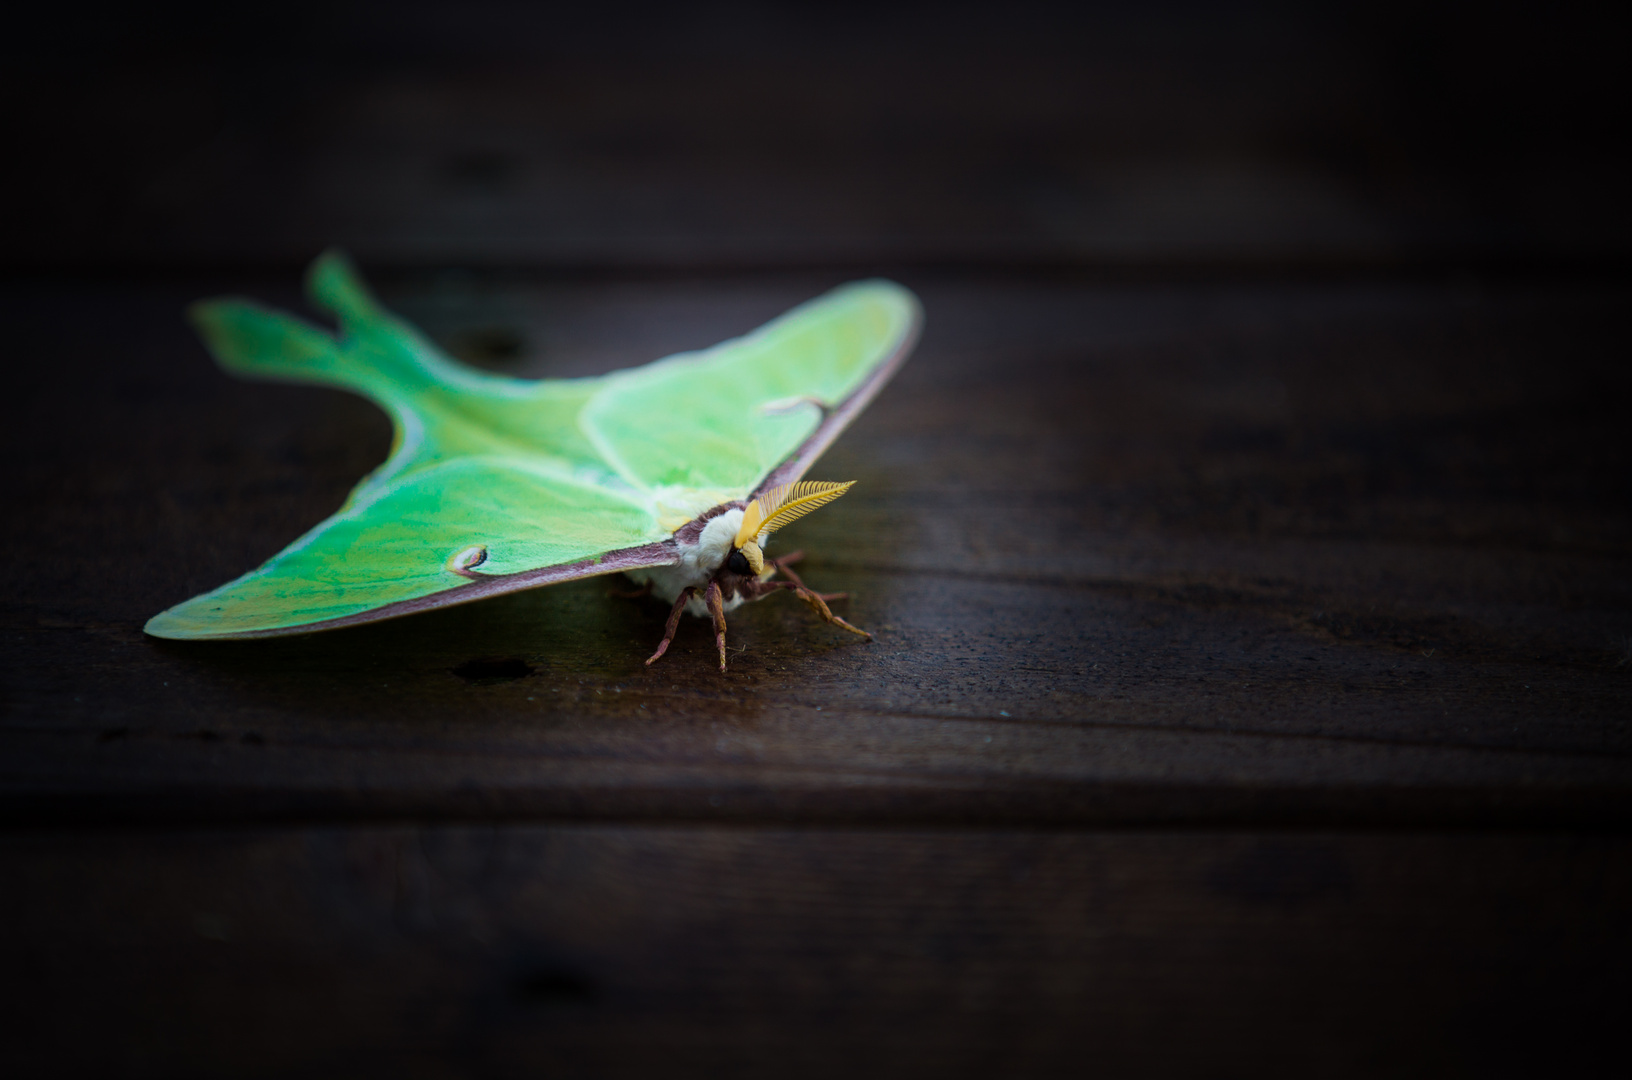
[734,481,855,547]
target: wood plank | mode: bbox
[3,275,1627,827]
[7,6,1628,269]
[2,825,1625,1077]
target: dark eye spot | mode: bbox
[727,550,750,575]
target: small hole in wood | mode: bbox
[442,150,523,190]
[453,657,535,683]
[447,326,526,367]
[513,969,596,1005]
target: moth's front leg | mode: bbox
[790,584,872,639]
[645,587,698,666]
[771,553,849,602]
[703,580,728,673]
[755,577,872,640]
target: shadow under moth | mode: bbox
[145,252,922,670]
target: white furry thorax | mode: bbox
[624,507,770,617]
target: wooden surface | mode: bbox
[5,827,1627,1077]
[7,275,1632,824]
[5,4,1632,1077]
[7,3,1630,272]
[4,272,1630,1075]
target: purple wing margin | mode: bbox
[200,540,681,640]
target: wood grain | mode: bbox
[6,5,1631,1071]
[8,5,1629,270]
[4,275,1628,832]
[2,825,1626,1077]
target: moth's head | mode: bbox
[728,480,855,575]
[726,541,764,577]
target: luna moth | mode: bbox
[145,251,922,671]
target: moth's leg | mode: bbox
[644,587,697,667]
[793,587,872,640]
[759,581,872,640]
[770,553,848,602]
[607,580,653,600]
[703,580,729,673]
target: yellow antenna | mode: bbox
[734,481,855,548]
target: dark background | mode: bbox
[3,2,1630,1077]
[7,0,1630,272]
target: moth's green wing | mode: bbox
[146,255,920,641]
[580,280,920,510]
[146,459,673,639]
[149,252,673,640]
[186,252,618,498]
